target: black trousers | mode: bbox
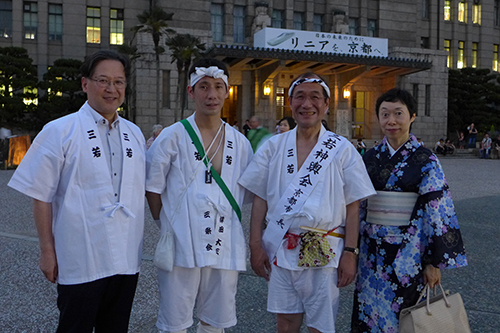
[56,273,139,333]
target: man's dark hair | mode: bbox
[188,58,229,85]
[375,88,417,118]
[80,50,130,79]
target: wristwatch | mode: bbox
[344,247,359,255]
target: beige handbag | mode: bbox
[399,283,471,333]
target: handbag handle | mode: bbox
[419,283,451,315]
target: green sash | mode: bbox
[180,119,242,222]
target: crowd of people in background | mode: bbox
[111,116,500,162]
[429,122,500,159]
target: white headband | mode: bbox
[190,66,228,87]
[288,78,331,98]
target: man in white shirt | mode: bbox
[8,50,146,332]
[146,58,252,333]
[239,73,375,333]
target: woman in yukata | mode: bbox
[351,88,468,333]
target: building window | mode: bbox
[473,4,481,24]
[444,39,452,68]
[48,4,62,41]
[422,0,429,19]
[0,0,12,38]
[493,44,499,72]
[353,91,372,138]
[457,41,465,68]
[444,0,452,21]
[425,85,431,117]
[495,0,500,26]
[472,42,478,68]
[110,9,123,45]
[367,19,377,37]
[349,18,359,35]
[293,12,304,30]
[272,9,284,28]
[458,1,466,23]
[421,37,430,48]
[86,7,100,44]
[23,87,38,105]
[162,70,170,108]
[276,87,285,119]
[413,84,419,116]
[23,1,37,40]
[233,5,245,43]
[211,4,224,42]
[313,14,322,32]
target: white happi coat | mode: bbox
[239,126,376,271]
[146,114,253,271]
[8,102,146,285]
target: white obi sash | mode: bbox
[262,130,344,260]
[366,191,418,226]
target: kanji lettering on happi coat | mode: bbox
[87,130,97,140]
[299,174,312,187]
[92,147,101,158]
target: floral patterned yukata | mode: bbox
[351,134,467,333]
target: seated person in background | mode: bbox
[417,137,425,147]
[444,139,455,155]
[434,138,446,155]
[458,132,466,149]
[480,133,492,159]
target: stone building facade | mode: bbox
[2,0,500,144]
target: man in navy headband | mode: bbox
[239,72,375,332]
[146,58,253,333]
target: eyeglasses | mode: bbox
[89,77,127,89]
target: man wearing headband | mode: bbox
[239,73,375,332]
[146,58,253,333]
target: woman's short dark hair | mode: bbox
[280,116,296,130]
[80,50,130,79]
[375,88,417,118]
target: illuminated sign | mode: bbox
[254,27,388,57]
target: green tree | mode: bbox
[448,68,500,138]
[35,58,86,130]
[132,6,174,124]
[0,47,38,130]
[117,41,140,122]
[165,33,206,121]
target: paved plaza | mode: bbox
[1,157,499,332]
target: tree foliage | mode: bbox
[0,47,38,129]
[165,33,206,121]
[132,6,175,123]
[35,59,86,130]
[448,68,500,138]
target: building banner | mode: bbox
[254,27,388,57]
